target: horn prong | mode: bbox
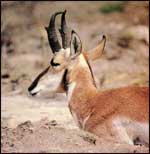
[60,10,70,49]
[46,12,63,53]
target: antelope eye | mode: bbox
[50,58,60,67]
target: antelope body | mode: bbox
[28,11,149,146]
[66,53,149,145]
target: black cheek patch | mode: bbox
[28,66,50,92]
[62,69,68,91]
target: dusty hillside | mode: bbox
[1,1,149,153]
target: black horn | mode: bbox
[59,10,70,49]
[45,12,63,53]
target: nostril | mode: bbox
[30,92,37,96]
[28,90,37,96]
[50,58,60,66]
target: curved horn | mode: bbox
[45,12,63,53]
[59,10,70,49]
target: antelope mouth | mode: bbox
[28,89,41,97]
[30,91,38,96]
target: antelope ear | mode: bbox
[85,35,106,61]
[70,30,82,59]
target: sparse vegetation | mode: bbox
[99,2,125,14]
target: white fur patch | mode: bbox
[30,71,64,95]
[30,85,44,94]
[82,113,91,130]
[71,110,81,128]
[78,54,89,67]
[112,117,149,145]
[67,82,76,102]
[71,109,93,130]
[64,48,70,58]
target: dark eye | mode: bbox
[50,58,60,67]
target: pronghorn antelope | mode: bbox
[28,11,149,146]
[28,10,105,95]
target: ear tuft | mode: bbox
[102,35,106,39]
[63,10,67,14]
[71,30,75,35]
[45,26,48,31]
[85,34,106,61]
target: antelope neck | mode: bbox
[63,54,97,99]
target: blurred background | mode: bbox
[1,1,149,95]
[1,1,149,152]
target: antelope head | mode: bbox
[45,10,71,72]
[28,11,106,97]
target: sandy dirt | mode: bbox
[1,1,149,153]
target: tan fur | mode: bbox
[66,54,149,145]
[28,41,104,96]
[29,35,149,145]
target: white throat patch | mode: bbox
[78,54,89,68]
[67,82,76,102]
[64,48,70,58]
